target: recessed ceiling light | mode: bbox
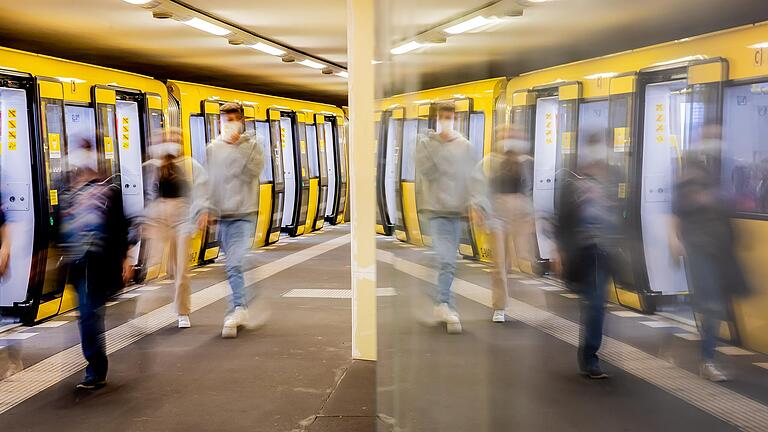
[335,71,349,78]
[748,42,768,49]
[250,42,286,56]
[652,55,706,66]
[122,0,152,4]
[299,59,325,69]
[182,17,231,36]
[55,77,87,84]
[444,16,499,35]
[391,41,422,55]
[584,72,618,79]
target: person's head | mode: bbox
[221,102,244,144]
[579,132,608,171]
[68,137,99,182]
[150,127,182,160]
[495,125,530,154]
[436,103,455,135]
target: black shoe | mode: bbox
[584,367,610,380]
[76,378,106,390]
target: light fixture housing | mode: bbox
[122,0,153,4]
[391,41,423,55]
[444,16,498,35]
[250,42,286,56]
[281,55,296,63]
[335,71,349,79]
[299,59,325,69]
[182,17,231,36]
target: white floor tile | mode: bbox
[560,293,580,299]
[640,321,679,328]
[610,311,644,318]
[674,333,701,341]
[0,332,37,340]
[34,320,68,328]
[716,346,754,356]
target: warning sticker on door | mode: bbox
[104,136,114,159]
[49,133,61,158]
[49,189,59,206]
[614,127,628,152]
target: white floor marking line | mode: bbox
[117,293,141,299]
[282,287,397,299]
[379,250,768,432]
[560,293,580,299]
[716,346,755,356]
[656,311,697,328]
[33,321,68,328]
[520,280,542,285]
[539,286,563,292]
[209,263,224,267]
[640,321,679,328]
[507,273,523,279]
[610,310,644,318]
[413,247,426,251]
[195,267,212,272]
[0,333,37,340]
[482,269,492,273]
[136,285,161,291]
[0,233,351,415]
[157,280,173,285]
[105,302,119,307]
[755,363,768,370]
[675,333,701,341]
[465,263,484,268]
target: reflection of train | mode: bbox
[376,22,768,355]
[0,46,348,324]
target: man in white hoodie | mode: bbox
[206,103,265,338]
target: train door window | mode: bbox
[384,118,402,224]
[401,119,418,181]
[255,120,273,183]
[245,119,255,133]
[306,123,320,178]
[280,116,297,226]
[189,114,207,167]
[324,120,336,216]
[532,96,558,260]
[640,80,689,295]
[417,117,430,136]
[96,103,120,178]
[722,82,768,213]
[454,110,469,138]
[469,112,485,161]
[149,109,163,132]
[576,100,609,170]
[337,122,347,183]
[0,86,35,306]
[316,121,328,185]
[204,112,221,141]
[64,105,99,169]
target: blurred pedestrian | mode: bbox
[555,133,619,379]
[206,103,264,338]
[415,103,476,334]
[60,138,136,390]
[670,126,751,382]
[142,128,209,328]
[0,197,22,379]
[474,126,534,323]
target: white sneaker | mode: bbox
[178,315,191,328]
[492,310,506,323]
[221,307,248,338]
[700,362,728,382]
[433,303,462,334]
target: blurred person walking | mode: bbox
[555,134,618,379]
[0,198,22,379]
[416,103,476,334]
[474,127,534,323]
[670,127,751,382]
[60,138,136,390]
[142,128,209,328]
[206,103,264,338]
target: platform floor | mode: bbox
[0,226,766,432]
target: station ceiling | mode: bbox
[0,0,767,106]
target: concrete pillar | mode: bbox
[347,0,377,361]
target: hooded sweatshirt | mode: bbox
[415,130,475,217]
[206,131,265,219]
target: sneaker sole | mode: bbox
[221,325,238,338]
[492,317,505,323]
[446,321,462,334]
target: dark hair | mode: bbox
[220,102,243,118]
[436,103,455,116]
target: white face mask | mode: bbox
[499,138,530,154]
[150,142,181,159]
[436,118,454,134]
[68,148,98,172]
[222,121,242,143]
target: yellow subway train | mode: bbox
[377,22,768,354]
[0,46,348,324]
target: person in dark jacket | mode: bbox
[61,138,135,390]
[555,133,619,379]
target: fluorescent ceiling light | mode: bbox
[122,0,152,4]
[371,60,383,64]
[299,59,325,69]
[55,77,87,84]
[391,41,423,55]
[335,71,349,78]
[584,72,618,79]
[652,55,706,66]
[250,42,286,56]
[182,17,230,36]
[748,42,768,49]
[444,16,498,34]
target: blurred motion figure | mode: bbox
[60,138,135,390]
[206,103,264,338]
[415,103,476,333]
[142,128,209,328]
[0,197,22,379]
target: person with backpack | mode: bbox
[142,128,209,328]
[60,138,136,390]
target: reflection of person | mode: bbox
[206,103,264,338]
[474,127,534,323]
[60,138,135,390]
[415,104,475,333]
[671,147,751,382]
[143,128,209,328]
[555,134,619,379]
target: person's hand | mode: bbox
[0,246,9,277]
[197,212,209,231]
[669,236,685,266]
[122,260,134,284]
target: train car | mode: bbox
[0,46,167,323]
[167,81,346,251]
[503,22,768,353]
[376,78,507,262]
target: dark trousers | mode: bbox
[71,259,108,381]
[572,245,609,372]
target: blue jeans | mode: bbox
[572,245,608,372]
[429,216,463,307]
[684,248,727,362]
[71,258,108,381]
[219,218,255,313]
